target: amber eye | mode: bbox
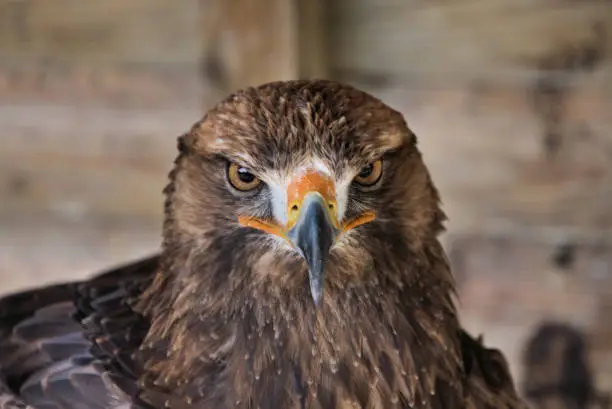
[354,159,383,186]
[227,163,261,191]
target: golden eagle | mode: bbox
[0,80,526,409]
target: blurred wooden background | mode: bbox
[1,0,611,404]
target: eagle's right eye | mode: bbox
[227,163,261,191]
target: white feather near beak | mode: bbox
[261,158,352,226]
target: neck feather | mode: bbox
[136,238,464,408]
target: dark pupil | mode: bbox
[359,164,373,178]
[237,168,255,183]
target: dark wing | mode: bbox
[0,255,160,409]
[459,330,528,409]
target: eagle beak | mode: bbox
[237,169,376,306]
[287,192,338,306]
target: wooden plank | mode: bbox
[329,0,612,86]
[0,0,201,64]
[0,0,204,107]
[0,105,200,222]
[201,0,328,95]
[296,0,329,80]
[0,1,208,224]
[200,0,298,93]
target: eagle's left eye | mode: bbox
[227,163,261,191]
[354,159,383,186]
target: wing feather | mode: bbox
[1,378,32,409]
[459,330,527,408]
[0,255,160,409]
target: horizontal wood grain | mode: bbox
[330,0,612,86]
[0,105,200,221]
[0,0,201,63]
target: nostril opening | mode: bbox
[328,204,334,210]
[291,205,299,212]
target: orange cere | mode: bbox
[286,170,338,229]
[285,169,376,235]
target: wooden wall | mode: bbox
[0,0,201,293]
[1,0,611,401]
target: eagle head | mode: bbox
[162,79,446,309]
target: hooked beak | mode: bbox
[287,192,337,306]
[238,170,375,306]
